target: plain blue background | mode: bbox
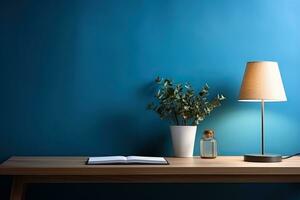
[1,0,300,199]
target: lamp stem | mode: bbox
[261,100,265,155]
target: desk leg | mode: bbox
[10,176,26,200]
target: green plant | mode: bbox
[147,77,225,126]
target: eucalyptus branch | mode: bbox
[173,110,179,125]
[147,77,225,126]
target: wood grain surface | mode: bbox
[1,156,300,176]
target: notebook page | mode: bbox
[88,156,127,164]
[127,156,167,164]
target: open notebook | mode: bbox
[86,156,168,165]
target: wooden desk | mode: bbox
[1,156,300,200]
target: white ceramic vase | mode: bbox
[170,125,197,157]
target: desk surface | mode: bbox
[4,157,300,200]
[1,156,300,176]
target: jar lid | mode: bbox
[203,129,214,138]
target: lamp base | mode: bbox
[244,154,282,162]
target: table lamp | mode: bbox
[239,61,287,162]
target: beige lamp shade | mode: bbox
[239,61,287,102]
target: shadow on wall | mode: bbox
[135,80,173,156]
[137,80,158,101]
[99,111,171,156]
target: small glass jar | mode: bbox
[200,130,217,158]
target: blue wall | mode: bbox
[1,0,300,199]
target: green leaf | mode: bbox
[155,76,161,83]
[147,77,225,125]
